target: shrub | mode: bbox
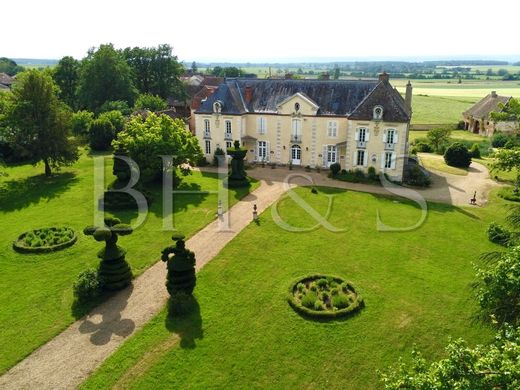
[444,142,472,168]
[353,169,366,179]
[316,278,328,289]
[491,132,509,148]
[367,166,378,181]
[161,233,197,296]
[98,110,126,135]
[330,162,341,176]
[487,222,512,246]
[427,128,451,153]
[332,294,349,309]
[498,186,520,202]
[301,291,317,308]
[504,139,517,149]
[213,147,225,166]
[469,143,481,158]
[73,268,102,302]
[414,142,433,153]
[71,110,94,137]
[405,164,431,187]
[296,282,305,292]
[313,300,323,311]
[89,117,115,151]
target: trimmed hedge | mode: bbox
[287,274,364,319]
[444,142,472,168]
[13,227,77,254]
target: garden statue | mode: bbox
[161,233,196,296]
[83,217,133,290]
[226,140,250,188]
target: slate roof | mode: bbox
[464,92,511,119]
[0,72,13,87]
[196,78,410,122]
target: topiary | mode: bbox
[444,142,472,168]
[487,222,512,246]
[329,162,341,176]
[469,143,481,159]
[83,217,133,290]
[73,268,103,302]
[161,233,197,296]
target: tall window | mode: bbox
[226,141,232,149]
[257,117,266,134]
[292,118,302,135]
[258,141,267,160]
[204,119,210,133]
[327,145,337,164]
[225,120,232,138]
[356,150,365,166]
[386,129,395,144]
[384,152,393,168]
[205,140,211,155]
[358,127,367,142]
[327,121,338,137]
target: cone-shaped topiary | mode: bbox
[161,233,196,295]
[83,217,133,290]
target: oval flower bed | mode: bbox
[13,227,77,254]
[288,274,364,319]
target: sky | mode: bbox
[3,0,519,63]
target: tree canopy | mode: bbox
[134,93,167,112]
[53,56,80,109]
[77,44,137,112]
[0,57,24,76]
[490,98,520,122]
[112,113,202,183]
[5,70,78,176]
[427,127,451,153]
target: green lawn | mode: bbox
[0,151,257,374]
[409,95,477,124]
[418,154,468,176]
[82,187,503,389]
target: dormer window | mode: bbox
[213,101,222,114]
[294,102,300,112]
[373,105,383,121]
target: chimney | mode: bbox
[491,91,497,98]
[244,85,253,103]
[405,80,413,113]
[379,72,389,82]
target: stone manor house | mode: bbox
[194,73,412,181]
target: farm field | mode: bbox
[0,151,257,374]
[81,187,503,389]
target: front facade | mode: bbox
[195,74,411,181]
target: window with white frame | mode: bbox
[386,129,395,144]
[257,117,266,134]
[204,119,210,134]
[225,120,232,138]
[356,150,365,166]
[292,118,302,134]
[258,140,267,160]
[384,152,393,168]
[205,140,211,155]
[358,127,367,142]
[327,121,338,137]
[326,145,337,164]
[226,141,232,149]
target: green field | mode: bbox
[81,187,504,389]
[0,151,257,373]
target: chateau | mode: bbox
[194,73,412,180]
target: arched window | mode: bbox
[373,105,383,120]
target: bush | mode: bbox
[71,110,94,137]
[491,132,509,148]
[405,164,431,187]
[329,162,341,176]
[161,234,197,296]
[487,222,512,246]
[414,142,433,153]
[98,110,126,135]
[73,268,102,302]
[316,278,328,289]
[89,117,115,151]
[444,142,472,168]
[469,143,481,158]
[313,300,323,311]
[332,294,349,309]
[367,166,377,181]
[213,147,225,167]
[301,291,317,308]
[504,139,517,149]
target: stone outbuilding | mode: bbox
[463,91,512,136]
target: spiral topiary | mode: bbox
[83,217,133,290]
[161,233,196,296]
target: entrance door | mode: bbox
[326,145,337,167]
[291,145,301,165]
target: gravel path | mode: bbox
[0,160,500,389]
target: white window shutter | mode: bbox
[380,153,385,169]
[394,130,399,144]
[383,129,387,143]
[365,129,370,141]
[262,117,267,133]
[266,141,270,161]
[256,117,261,132]
[363,151,368,166]
[256,142,259,160]
[354,128,359,141]
[353,152,357,166]
[322,145,327,167]
[391,152,396,169]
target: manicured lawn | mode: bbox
[82,187,503,389]
[418,154,468,176]
[0,151,257,374]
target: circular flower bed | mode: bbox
[13,227,77,254]
[288,274,364,319]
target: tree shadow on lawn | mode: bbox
[77,284,136,346]
[165,295,203,349]
[0,172,78,212]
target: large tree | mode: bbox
[6,70,78,176]
[490,97,520,123]
[53,56,80,109]
[77,44,137,112]
[112,113,202,183]
[123,44,185,100]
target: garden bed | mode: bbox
[288,274,364,319]
[13,227,77,253]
